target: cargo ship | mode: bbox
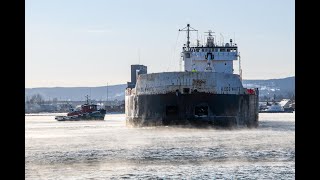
[55,95,106,121]
[125,24,259,127]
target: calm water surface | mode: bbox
[25,113,295,179]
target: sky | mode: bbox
[25,0,295,88]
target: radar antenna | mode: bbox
[204,30,215,47]
[204,30,215,36]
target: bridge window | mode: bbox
[185,53,190,58]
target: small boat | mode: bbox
[259,102,293,113]
[55,95,106,121]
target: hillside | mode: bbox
[26,76,295,101]
[242,76,295,98]
[25,84,127,101]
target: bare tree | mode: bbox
[52,98,58,104]
[29,94,45,105]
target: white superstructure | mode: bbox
[179,24,239,75]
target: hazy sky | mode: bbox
[26,0,294,88]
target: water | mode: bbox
[25,113,295,179]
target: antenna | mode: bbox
[196,30,199,46]
[138,48,140,64]
[202,35,205,46]
[179,56,182,71]
[238,52,242,81]
[220,33,224,45]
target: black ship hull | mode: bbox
[126,92,259,128]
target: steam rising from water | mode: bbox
[25,113,295,179]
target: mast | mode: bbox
[85,95,89,105]
[179,24,198,48]
[106,82,108,105]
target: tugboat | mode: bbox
[55,95,106,121]
[125,24,259,128]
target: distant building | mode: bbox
[127,64,147,88]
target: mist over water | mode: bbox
[25,113,295,179]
